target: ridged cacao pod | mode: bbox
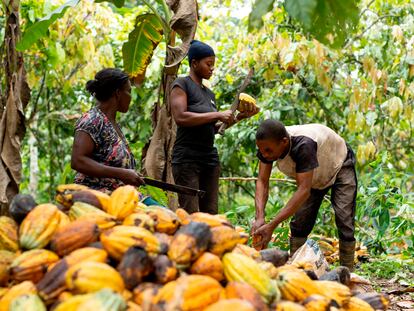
[153,275,223,311]
[146,206,180,234]
[274,301,307,311]
[50,220,100,256]
[123,213,155,232]
[100,225,163,261]
[107,185,139,220]
[204,299,255,311]
[118,246,153,290]
[0,216,19,252]
[302,294,339,311]
[0,281,37,311]
[190,252,224,281]
[19,204,60,249]
[37,247,107,304]
[276,270,320,302]
[209,225,248,256]
[168,221,211,265]
[77,288,127,311]
[66,261,125,294]
[153,254,178,284]
[9,249,59,283]
[315,280,351,306]
[9,294,46,311]
[225,281,269,311]
[223,252,280,303]
[0,250,15,286]
[132,282,160,306]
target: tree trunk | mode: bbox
[144,35,179,210]
[0,0,31,215]
[28,124,39,200]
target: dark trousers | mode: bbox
[172,163,220,214]
[290,149,357,242]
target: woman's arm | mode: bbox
[71,131,144,186]
[171,87,234,126]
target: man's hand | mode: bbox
[252,222,277,250]
[251,218,265,234]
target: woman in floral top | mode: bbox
[71,68,144,193]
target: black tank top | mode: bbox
[171,76,219,166]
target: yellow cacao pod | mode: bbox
[190,252,224,281]
[276,270,320,302]
[145,206,180,234]
[0,250,16,286]
[107,185,139,220]
[302,294,338,311]
[274,300,307,311]
[9,249,59,283]
[209,225,248,256]
[53,293,93,311]
[19,204,60,249]
[0,216,19,252]
[123,213,155,232]
[204,299,255,311]
[225,281,269,311]
[69,201,118,230]
[0,281,37,311]
[343,296,375,311]
[9,294,46,311]
[77,288,127,311]
[100,225,163,261]
[223,252,280,303]
[315,280,351,307]
[66,261,125,294]
[37,247,108,303]
[153,275,223,311]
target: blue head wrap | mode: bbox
[188,40,215,64]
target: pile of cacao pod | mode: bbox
[314,236,370,265]
[0,184,389,310]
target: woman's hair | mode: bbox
[86,68,129,101]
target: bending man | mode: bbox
[252,120,357,270]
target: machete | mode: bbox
[143,177,205,198]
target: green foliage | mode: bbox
[16,0,80,51]
[359,256,414,287]
[122,13,164,83]
[249,0,359,48]
[95,0,125,8]
[248,0,275,31]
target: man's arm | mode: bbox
[253,169,313,248]
[269,170,313,229]
[252,161,272,232]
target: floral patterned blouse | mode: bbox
[74,107,136,193]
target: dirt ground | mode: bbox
[370,278,414,311]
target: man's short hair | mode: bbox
[256,119,288,141]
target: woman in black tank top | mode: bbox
[170,40,259,214]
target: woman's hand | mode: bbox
[120,169,145,187]
[218,110,236,123]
